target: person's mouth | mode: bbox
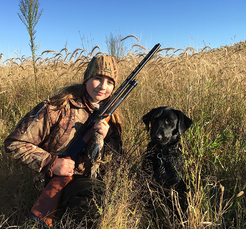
[95,91,105,96]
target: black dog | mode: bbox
[142,106,192,213]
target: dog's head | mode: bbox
[142,106,193,145]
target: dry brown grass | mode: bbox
[0,42,246,228]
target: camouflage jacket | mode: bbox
[4,98,122,192]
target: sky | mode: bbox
[1,0,246,60]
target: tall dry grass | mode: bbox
[0,42,246,228]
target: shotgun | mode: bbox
[29,43,161,228]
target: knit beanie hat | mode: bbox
[83,55,119,85]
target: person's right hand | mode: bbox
[52,158,75,176]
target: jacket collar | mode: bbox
[69,97,86,109]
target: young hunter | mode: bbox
[4,55,123,222]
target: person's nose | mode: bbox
[99,79,107,89]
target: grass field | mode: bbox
[0,42,246,228]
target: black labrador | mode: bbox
[142,106,192,212]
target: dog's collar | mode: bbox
[151,142,180,153]
[156,143,180,166]
[147,142,181,166]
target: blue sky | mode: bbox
[1,0,246,59]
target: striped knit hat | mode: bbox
[83,55,119,85]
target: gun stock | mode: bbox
[29,43,161,227]
[29,175,73,227]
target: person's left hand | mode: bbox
[94,119,109,139]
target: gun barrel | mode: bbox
[98,43,161,116]
[106,79,138,117]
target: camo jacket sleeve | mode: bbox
[4,98,122,178]
[4,101,63,172]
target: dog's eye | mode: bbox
[165,118,173,125]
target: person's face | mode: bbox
[86,75,115,103]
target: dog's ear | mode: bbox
[175,110,193,135]
[142,109,154,131]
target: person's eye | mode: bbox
[108,80,114,85]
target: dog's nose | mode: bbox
[153,134,162,142]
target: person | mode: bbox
[4,55,123,225]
